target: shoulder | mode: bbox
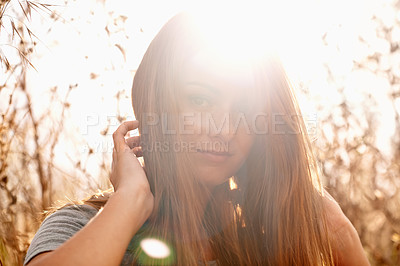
[321,190,370,266]
[52,204,99,218]
[24,204,99,265]
[41,204,100,229]
[321,190,350,233]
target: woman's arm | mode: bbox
[27,190,152,266]
[27,121,153,266]
[322,190,370,266]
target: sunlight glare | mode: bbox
[186,2,279,65]
[229,177,238,190]
[140,238,171,259]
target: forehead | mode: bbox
[180,50,256,95]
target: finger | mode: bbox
[112,120,139,152]
[110,158,114,179]
[132,146,143,157]
[112,147,116,161]
[126,135,141,149]
[111,148,116,175]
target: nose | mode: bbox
[206,109,235,142]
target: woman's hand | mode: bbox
[26,121,153,266]
[322,190,370,266]
[111,120,153,216]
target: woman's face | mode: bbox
[177,50,260,188]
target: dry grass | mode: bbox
[310,9,400,264]
[0,1,54,71]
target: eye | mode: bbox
[190,96,212,108]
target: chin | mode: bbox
[197,171,232,189]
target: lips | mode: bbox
[197,149,230,155]
[197,149,232,163]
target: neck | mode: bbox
[197,184,216,218]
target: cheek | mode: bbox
[236,128,256,155]
[178,112,204,135]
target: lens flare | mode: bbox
[140,238,171,259]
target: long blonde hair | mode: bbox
[82,12,334,265]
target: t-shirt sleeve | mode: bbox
[23,204,99,265]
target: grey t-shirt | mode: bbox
[24,204,218,266]
[23,204,136,265]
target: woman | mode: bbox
[24,12,369,265]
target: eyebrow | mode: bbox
[185,82,220,95]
